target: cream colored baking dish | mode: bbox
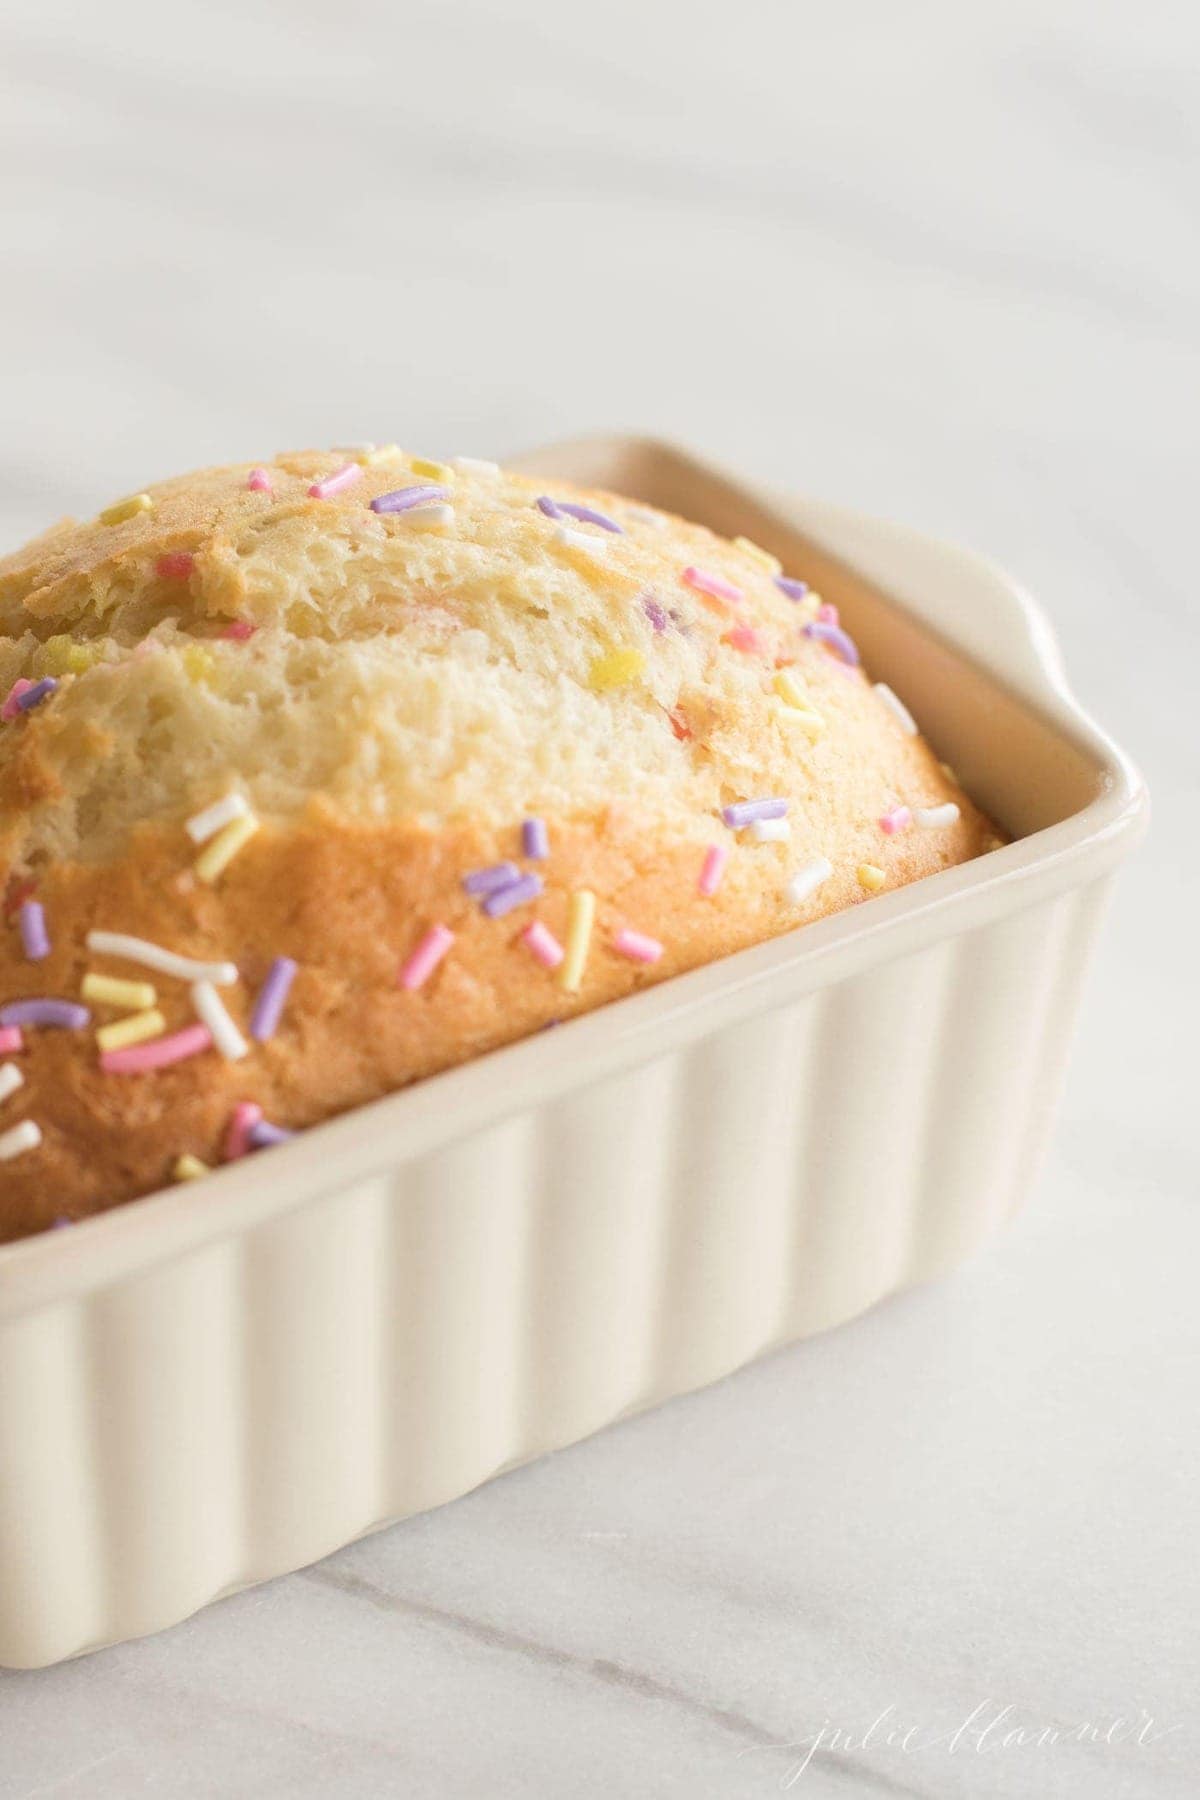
[0,437,1146,1668]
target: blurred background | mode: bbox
[0,3,1195,1794]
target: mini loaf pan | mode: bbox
[0,436,1147,1667]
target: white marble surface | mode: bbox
[0,2,1196,1794]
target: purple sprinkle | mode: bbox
[15,676,59,713]
[774,576,809,603]
[482,872,543,918]
[249,956,298,1042]
[50,1216,73,1230]
[721,797,789,830]
[463,861,520,897]
[536,496,622,533]
[370,484,451,515]
[18,899,50,961]
[0,997,90,1030]
[642,595,668,633]
[803,620,860,666]
[521,817,549,860]
[248,1120,296,1150]
[536,495,564,519]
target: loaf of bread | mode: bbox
[0,449,998,1238]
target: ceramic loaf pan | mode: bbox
[0,437,1147,1667]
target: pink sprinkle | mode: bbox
[697,844,728,897]
[0,1027,23,1054]
[816,602,839,625]
[224,1100,263,1162]
[521,920,564,970]
[100,1023,213,1075]
[613,928,664,965]
[247,468,273,493]
[682,566,743,609]
[399,923,454,991]
[2,680,34,721]
[723,625,765,654]
[155,552,194,581]
[220,619,256,641]
[308,463,361,500]
[880,805,913,835]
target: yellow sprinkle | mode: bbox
[356,444,402,466]
[194,812,260,883]
[182,644,216,687]
[939,761,959,784]
[560,889,595,994]
[772,671,825,738]
[857,863,886,892]
[734,535,781,575]
[588,649,645,692]
[96,1008,166,1053]
[173,1153,210,1182]
[99,492,153,526]
[82,973,157,1012]
[796,591,821,624]
[39,635,96,677]
[410,456,454,481]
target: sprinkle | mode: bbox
[723,625,765,654]
[451,456,500,475]
[14,677,58,715]
[220,619,256,641]
[194,812,259,883]
[399,923,454,991]
[155,552,194,580]
[404,503,455,530]
[224,1101,262,1161]
[99,492,153,526]
[0,999,89,1031]
[612,928,663,965]
[18,900,49,961]
[410,456,454,481]
[173,1154,210,1181]
[185,791,251,845]
[249,956,297,1042]
[734,536,781,574]
[247,1120,295,1150]
[100,1023,212,1074]
[772,671,825,737]
[308,462,362,500]
[857,863,886,892]
[666,707,692,742]
[555,522,608,556]
[939,761,958,784]
[96,1008,167,1054]
[784,858,833,907]
[0,1120,41,1162]
[521,920,564,969]
[1,680,34,720]
[355,444,402,466]
[247,467,273,493]
[722,797,787,829]
[182,644,215,686]
[0,1027,23,1054]
[816,602,839,625]
[625,504,666,527]
[522,817,549,860]
[588,649,645,692]
[803,621,860,666]
[880,806,913,835]
[537,496,622,533]
[370,483,451,514]
[561,890,595,994]
[83,974,157,1015]
[774,575,809,602]
[914,803,961,829]
[697,844,728,896]
[682,566,743,608]
[873,683,917,735]
[482,872,543,918]
[462,861,520,898]
[191,981,249,1062]
[0,1062,23,1104]
[746,817,791,844]
[87,930,238,986]
[641,595,668,633]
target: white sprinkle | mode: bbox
[914,803,961,829]
[451,456,500,475]
[874,683,918,735]
[404,503,455,529]
[190,981,249,1061]
[87,931,239,987]
[746,817,792,844]
[0,1062,24,1105]
[555,523,609,556]
[185,791,251,845]
[0,1119,41,1162]
[784,857,833,907]
[625,504,667,528]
